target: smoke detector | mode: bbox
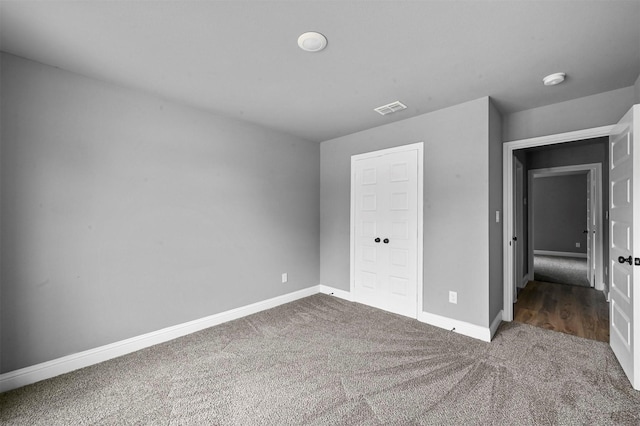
[298,32,327,52]
[374,101,407,116]
[543,72,566,86]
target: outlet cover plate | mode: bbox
[449,291,457,304]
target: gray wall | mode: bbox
[503,86,636,142]
[0,53,320,373]
[321,97,497,328]
[532,174,587,253]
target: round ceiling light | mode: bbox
[543,72,566,86]
[298,32,327,52]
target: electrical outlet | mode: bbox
[576,242,581,248]
[281,273,288,283]
[449,291,457,304]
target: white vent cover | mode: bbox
[374,101,407,116]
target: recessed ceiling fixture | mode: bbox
[543,72,566,86]
[298,32,327,52]
[374,101,407,116]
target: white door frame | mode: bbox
[528,164,603,290]
[350,142,424,318]
[503,126,614,321]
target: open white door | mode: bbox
[513,157,524,299]
[609,104,640,390]
[586,172,593,286]
[588,170,599,287]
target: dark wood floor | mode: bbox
[514,280,609,342]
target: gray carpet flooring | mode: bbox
[2,294,639,425]
[534,254,590,287]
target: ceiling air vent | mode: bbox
[374,101,407,116]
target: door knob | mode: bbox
[619,256,632,265]
[374,238,381,243]
[383,238,389,244]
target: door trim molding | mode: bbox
[350,142,424,319]
[503,125,614,321]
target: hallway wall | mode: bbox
[532,173,588,254]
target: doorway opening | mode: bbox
[503,126,614,339]
[528,164,603,289]
[510,142,608,342]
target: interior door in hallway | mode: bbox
[587,171,593,286]
[610,104,640,390]
[513,156,525,298]
[351,144,422,318]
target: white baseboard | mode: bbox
[320,286,502,342]
[534,250,587,259]
[418,311,494,342]
[319,287,501,341]
[318,284,353,301]
[520,275,529,288]
[0,285,320,393]
[0,285,503,393]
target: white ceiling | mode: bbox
[1,1,639,142]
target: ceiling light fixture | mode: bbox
[542,72,566,86]
[298,32,327,52]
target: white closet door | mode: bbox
[353,148,418,318]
